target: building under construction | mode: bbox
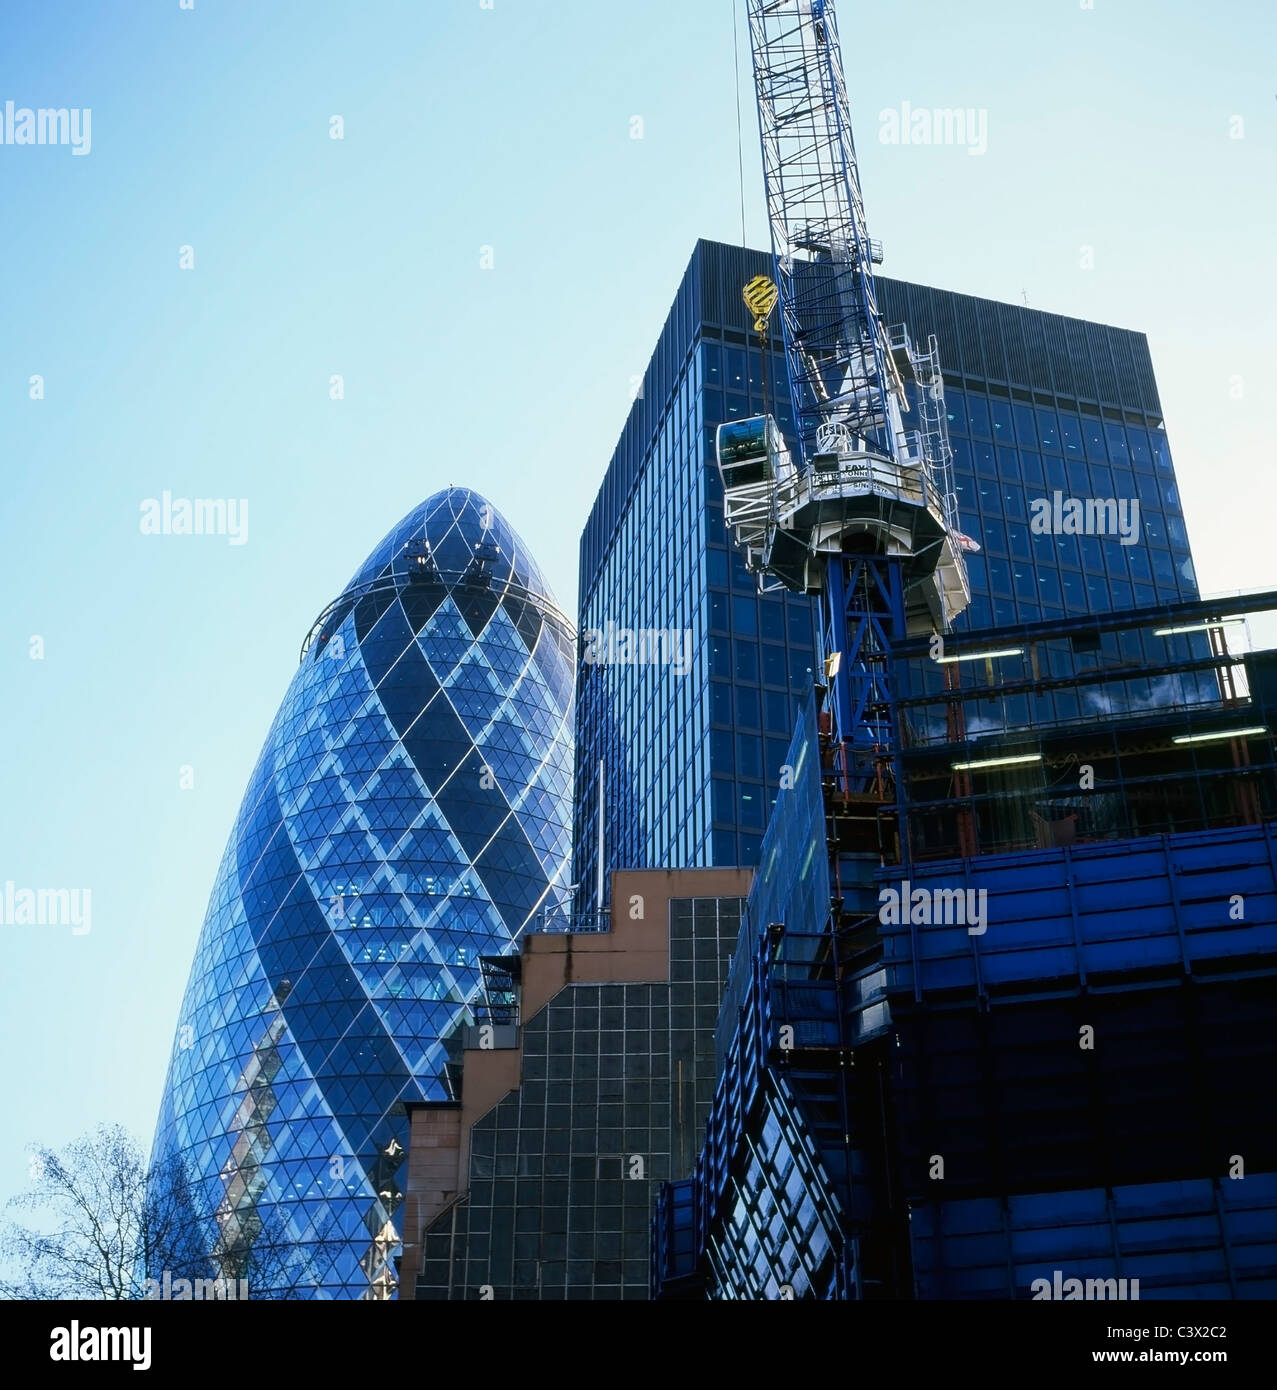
[652,590,1277,1298]
[651,0,1276,1300]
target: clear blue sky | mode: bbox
[1,0,1274,1211]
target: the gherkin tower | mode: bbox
[151,487,575,1298]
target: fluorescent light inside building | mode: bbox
[951,753,1043,771]
[1172,727,1267,746]
[936,647,1024,664]
[1153,619,1244,637]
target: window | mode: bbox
[738,786,764,828]
[1019,450,1044,489]
[736,685,760,729]
[1105,422,1130,464]
[1060,568,1084,608]
[988,557,1013,596]
[1079,534,1104,572]
[1128,428,1152,470]
[1152,550,1177,587]
[711,729,734,772]
[760,604,785,643]
[764,690,791,733]
[726,347,747,392]
[996,446,1021,482]
[1060,413,1084,457]
[968,394,992,439]
[1013,403,1037,446]
[1002,486,1026,523]
[1083,416,1107,461]
[1053,533,1080,572]
[1088,463,1114,497]
[1036,569,1061,606]
[983,518,1009,555]
[732,596,758,636]
[736,735,763,780]
[762,644,787,686]
[1064,456,1090,495]
[1036,406,1060,453]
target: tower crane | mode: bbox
[717,0,976,817]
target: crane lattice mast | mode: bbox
[717,0,975,810]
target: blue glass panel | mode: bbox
[152,488,574,1298]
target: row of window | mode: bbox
[945,388,1173,473]
[700,338,1172,476]
[576,354,712,887]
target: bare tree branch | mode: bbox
[0,1125,345,1300]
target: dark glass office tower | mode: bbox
[880,277,1196,628]
[575,239,1196,891]
[634,251,1276,1303]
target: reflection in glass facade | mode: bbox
[414,896,743,1300]
[642,245,1272,1301]
[655,600,1277,1300]
[151,487,574,1298]
[575,240,1195,887]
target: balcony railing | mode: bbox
[531,906,609,934]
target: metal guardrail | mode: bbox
[531,907,610,934]
[299,568,576,663]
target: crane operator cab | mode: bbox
[715,414,799,580]
[717,415,783,488]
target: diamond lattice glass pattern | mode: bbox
[151,487,574,1298]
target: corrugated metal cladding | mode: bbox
[581,239,1166,605]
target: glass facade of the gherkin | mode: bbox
[151,486,574,1299]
